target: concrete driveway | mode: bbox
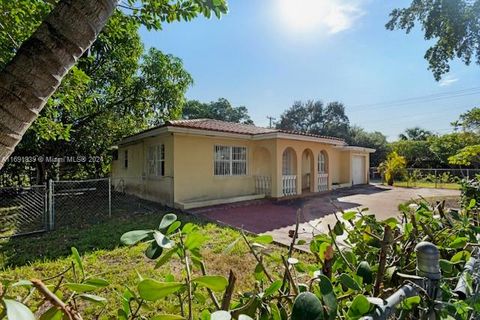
[191,184,459,247]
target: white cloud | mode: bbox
[439,75,459,87]
[277,0,366,35]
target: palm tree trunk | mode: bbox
[0,0,118,170]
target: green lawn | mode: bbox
[0,208,308,318]
[392,181,461,190]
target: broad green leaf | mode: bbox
[318,275,333,295]
[383,217,398,228]
[65,283,99,293]
[211,311,231,320]
[269,302,281,320]
[356,261,373,284]
[155,249,175,269]
[254,234,273,244]
[3,299,35,320]
[151,315,185,320]
[200,310,211,320]
[153,231,174,249]
[449,237,468,249]
[451,250,471,263]
[439,259,455,273]
[342,211,356,221]
[402,296,420,310]
[137,279,184,301]
[338,273,361,291]
[166,221,181,235]
[71,247,84,278]
[78,294,107,304]
[159,213,177,230]
[120,230,152,245]
[192,276,228,292]
[39,306,63,320]
[182,223,195,234]
[291,292,324,320]
[145,241,164,259]
[264,280,282,296]
[85,278,109,288]
[347,294,371,317]
[333,221,344,235]
[184,231,206,250]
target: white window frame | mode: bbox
[214,145,247,176]
[147,144,165,177]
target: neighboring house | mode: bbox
[111,119,375,209]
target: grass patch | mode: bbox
[0,207,311,318]
[392,181,460,190]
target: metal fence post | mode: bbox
[48,179,54,230]
[434,169,438,189]
[108,178,112,218]
[467,168,470,180]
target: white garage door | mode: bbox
[352,156,366,185]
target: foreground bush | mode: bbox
[0,196,479,319]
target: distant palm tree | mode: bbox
[398,127,433,141]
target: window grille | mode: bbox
[214,145,247,176]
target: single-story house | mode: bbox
[111,119,375,209]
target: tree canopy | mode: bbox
[398,127,433,141]
[276,100,350,139]
[182,98,253,124]
[386,0,480,80]
[1,3,194,182]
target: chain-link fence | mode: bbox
[0,185,47,238]
[0,178,118,238]
[50,179,111,229]
[370,167,480,189]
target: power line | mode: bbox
[348,86,480,113]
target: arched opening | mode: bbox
[253,147,272,195]
[282,148,297,196]
[318,150,329,191]
[302,149,315,193]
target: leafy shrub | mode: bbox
[460,176,480,209]
[1,201,480,319]
[378,151,407,186]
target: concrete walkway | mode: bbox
[192,184,459,247]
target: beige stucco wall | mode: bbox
[111,133,174,206]
[271,139,356,197]
[172,134,277,204]
[112,131,372,207]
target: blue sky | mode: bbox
[140,0,479,141]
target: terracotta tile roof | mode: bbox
[120,119,345,143]
[166,119,277,135]
[166,119,345,142]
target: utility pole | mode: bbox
[266,116,276,128]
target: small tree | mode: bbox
[378,151,406,186]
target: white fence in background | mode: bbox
[318,173,329,192]
[282,175,297,196]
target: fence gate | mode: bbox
[50,178,111,229]
[0,185,47,238]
